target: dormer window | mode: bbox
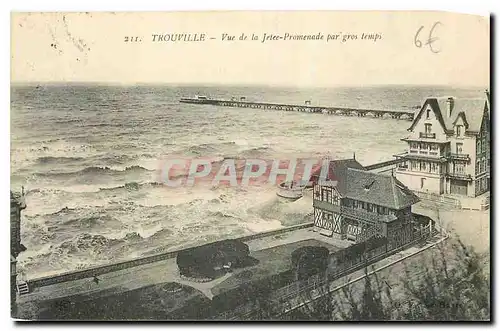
[364,179,376,191]
[456,125,462,137]
[425,123,432,133]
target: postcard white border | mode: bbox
[2,1,496,330]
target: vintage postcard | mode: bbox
[10,11,490,321]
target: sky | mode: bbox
[10,11,490,87]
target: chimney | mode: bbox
[446,97,454,117]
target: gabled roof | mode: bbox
[452,111,469,129]
[312,159,420,210]
[409,98,449,132]
[409,94,488,134]
[310,158,365,193]
[345,169,420,210]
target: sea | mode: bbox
[10,84,485,279]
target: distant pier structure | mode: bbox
[180,96,415,121]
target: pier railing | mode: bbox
[180,98,415,121]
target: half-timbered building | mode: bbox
[311,158,420,244]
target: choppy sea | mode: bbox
[10,84,484,278]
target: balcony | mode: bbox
[447,152,471,162]
[394,152,448,163]
[401,136,449,144]
[340,206,396,224]
[313,199,340,213]
[446,173,472,181]
[397,165,409,171]
[419,132,436,139]
[429,150,439,156]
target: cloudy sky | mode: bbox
[11,11,490,87]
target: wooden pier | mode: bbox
[180,98,415,121]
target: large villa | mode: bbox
[395,91,490,198]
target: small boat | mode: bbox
[276,180,306,201]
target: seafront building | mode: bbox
[395,91,490,198]
[310,159,421,247]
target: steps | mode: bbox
[16,281,30,295]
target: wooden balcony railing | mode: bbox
[419,132,436,139]
[446,173,472,181]
[447,152,470,161]
[398,152,447,161]
[340,206,380,224]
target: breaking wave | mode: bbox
[36,156,86,164]
[34,165,153,178]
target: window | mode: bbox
[454,163,465,174]
[456,125,462,137]
[425,123,432,133]
[476,161,480,175]
[410,142,418,150]
[322,188,332,203]
[426,109,431,119]
[429,144,438,155]
[420,161,427,172]
[456,142,463,154]
[431,163,438,173]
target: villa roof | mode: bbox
[345,168,420,210]
[310,158,365,190]
[312,158,420,210]
[409,94,488,134]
